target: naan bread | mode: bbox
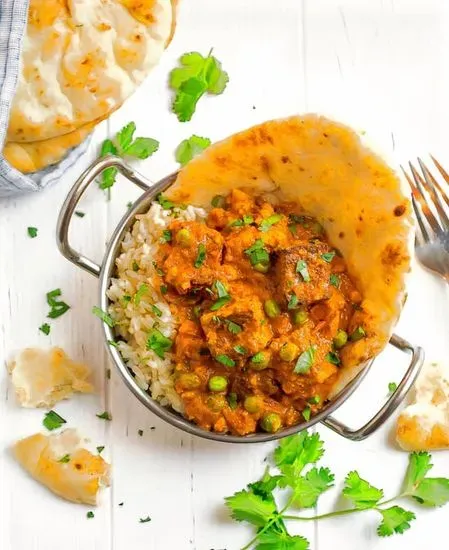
[7,347,93,408]
[3,120,97,173]
[13,429,110,505]
[8,0,174,143]
[396,361,449,450]
[168,115,413,395]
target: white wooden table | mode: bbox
[1,1,449,548]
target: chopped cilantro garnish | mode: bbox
[322,251,336,263]
[227,392,238,409]
[211,195,226,208]
[308,395,321,404]
[139,516,151,523]
[244,239,270,266]
[230,215,254,227]
[194,243,207,268]
[214,280,228,298]
[170,50,229,122]
[147,328,173,358]
[226,320,242,335]
[58,454,71,463]
[160,285,168,295]
[39,323,51,335]
[294,345,317,374]
[127,202,133,209]
[288,223,298,236]
[156,193,175,210]
[234,345,247,355]
[302,406,312,421]
[151,304,163,317]
[27,226,38,238]
[75,211,85,218]
[161,229,172,243]
[43,410,66,431]
[210,296,231,311]
[296,260,311,282]
[134,284,148,305]
[98,139,118,193]
[175,135,211,166]
[132,261,139,272]
[87,511,94,519]
[152,261,164,276]
[288,294,298,310]
[388,382,398,393]
[97,446,105,454]
[259,213,282,232]
[123,295,131,303]
[96,411,112,421]
[251,352,265,364]
[92,306,115,327]
[330,274,340,288]
[350,326,366,341]
[326,351,341,365]
[216,354,235,367]
[46,289,70,319]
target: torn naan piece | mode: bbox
[8,347,93,408]
[396,361,449,450]
[13,429,110,505]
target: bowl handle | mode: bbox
[56,155,152,277]
[321,334,424,441]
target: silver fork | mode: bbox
[401,156,449,281]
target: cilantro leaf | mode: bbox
[377,506,415,537]
[296,260,310,282]
[248,470,283,502]
[170,50,228,122]
[403,451,433,493]
[259,214,283,232]
[388,381,398,393]
[288,467,335,508]
[225,489,277,527]
[274,432,325,477]
[256,530,310,550]
[245,239,270,267]
[124,137,159,159]
[92,306,115,327]
[342,471,383,509]
[321,251,335,263]
[225,320,242,335]
[46,289,70,319]
[147,328,173,359]
[194,243,207,268]
[98,139,118,191]
[175,135,211,166]
[39,323,51,335]
[134,284,148,305]
[27,226,38,238]
[294,346,316,374]
[116,122,136,152]
[43,410,66,431]
[139,516,151,523]
[58,454,71,463]
[216,354,235,367]
[96,411,112,421]
[329,274,340,288]
[410,478,449,507]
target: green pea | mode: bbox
[208,375,228,392]
[207,394,227,412]
[333,329,348,349]
[244,396,263,414]
[264,299,280,318]
[253,262,270,274]
[250,351,271,370]
[176,228,192,247]
[350,326,366,342]
[260,413,282,433]
[211,195,226,208]
[178,373,201,390]
[279,342,299,362]
[292,309,308,325]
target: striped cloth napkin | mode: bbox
[0,0,90,198]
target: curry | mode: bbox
[155,189,364,436]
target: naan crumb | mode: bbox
[7,347,93,408]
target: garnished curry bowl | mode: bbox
[57,115,424,443]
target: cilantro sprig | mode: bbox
[169,50,229,122]
[98,122,159,196]
[225,433,449,549]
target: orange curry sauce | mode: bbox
[155,190,363,435]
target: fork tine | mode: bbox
[408,162,442,234]
[417,157,449,228]
[430,155,449,202]
[401,166,432,242]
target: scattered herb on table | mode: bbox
[147,328,173,358]
[87,511,94,519]
[39,323,51,335]
[46,289,70,319]
[97,446,105,454]
[58,454,71,463]
[139,516,151,523]
[96,411,112,421]
[388,382,398,393]
[98,122,159,195]
[43,410,66,431]
[27,226,38,238]
[169,49,229,122]
[127,202,133,209]
[119,502,124,507]
[225,432,449,549]
[75,211,85,218]
[175,135,211,166]
[92,306,115,327]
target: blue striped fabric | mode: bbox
[0,0,90,197]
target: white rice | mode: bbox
[107,202,207,412]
